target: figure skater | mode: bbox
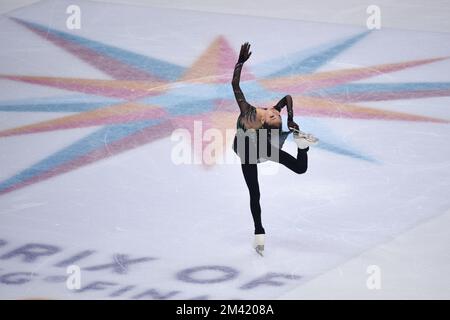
[231,42,318,256]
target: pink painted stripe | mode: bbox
[0,108,167,137]
[319,89,450,102]
[295,108,448,123]
[0,119,174,195]
[268,58,447,93]
[14,18,161,82]
[1,75,161,100]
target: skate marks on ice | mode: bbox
[0,0,449,299]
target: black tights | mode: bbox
[241,147,308,234]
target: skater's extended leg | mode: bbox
[267,146,308,174]
[280,147,308,174]
[241,163,265,235]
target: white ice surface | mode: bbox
[0,0,449,299]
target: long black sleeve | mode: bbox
[274,95,294,121]
[231,62,251,114]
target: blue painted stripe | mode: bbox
[290,117,376,162]
[0,95,121,112]
[142,82,281,107]
[14,18,185,81]
[144,95,218,116]
[308,82,450,96]
[254,31,370,78]
[0,120,161,192]
[317,141,376,163]
[0,102,112,112]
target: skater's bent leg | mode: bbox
[241,163,265,235]
[269,146,308,174]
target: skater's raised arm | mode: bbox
[274,95,299,131]
[232,42,252,114]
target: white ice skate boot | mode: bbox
[253,234,265,257]
[289,127,319,149]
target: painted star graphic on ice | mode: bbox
[0,17,449,195]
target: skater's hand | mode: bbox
[288,120,299,132]
[238,42,252,64]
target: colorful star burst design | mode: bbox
[0,17,449,195]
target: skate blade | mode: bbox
[290,127,319,144]
[306,136,319,144]
[255,245,264,257]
